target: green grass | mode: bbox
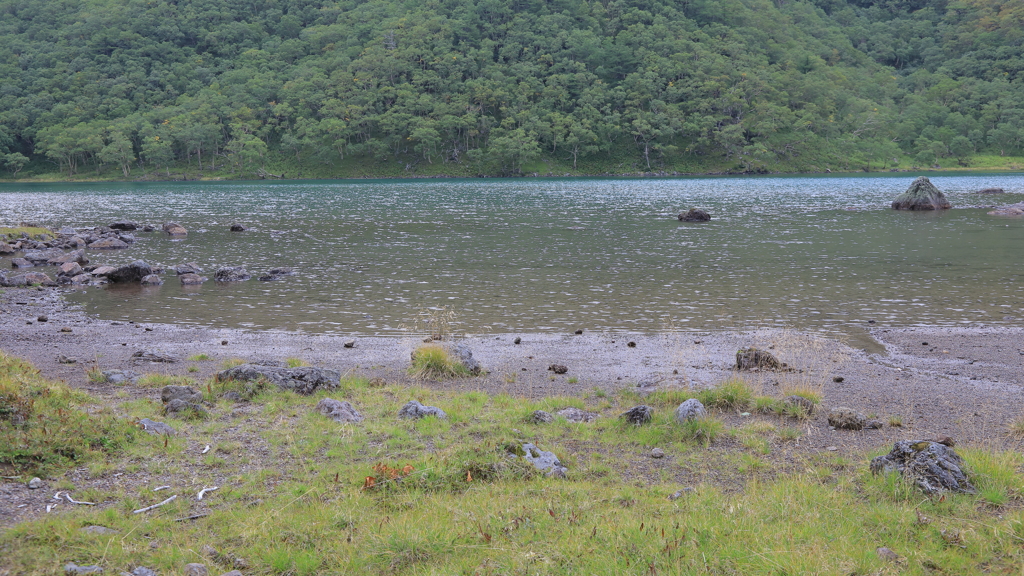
[5,354,1024,575]
[285,357,308,368]
[0,226,52,240]
[0,352,138,476]
[187,353,210,362]
[697,378,755,410]
[409,344,471,379]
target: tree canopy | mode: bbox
[0,0,1021,178]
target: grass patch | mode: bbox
[697,378,754,410]
[285,357,308,368]
[136,373,196,388]
[0,226,52,240]
[187,353,211,361]
[0,352,137,476]
[219,358,246,370]
[409,344,470,380]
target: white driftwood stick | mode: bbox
[201,445,211,454]
[64,493,96,505]
[196,486,219,500]
[132,494,177,514]
[153,485,171,492]
[52,491,64,500]
[46,504,56,513]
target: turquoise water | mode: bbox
[2,174,1022,337]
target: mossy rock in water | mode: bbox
[891,176,951,210]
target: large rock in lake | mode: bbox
[678,208,711,222]
[217,364,340,395]
[891,176,952,210]
[108,260,153,283]
[215,266,251,282]
[163,222,188,236]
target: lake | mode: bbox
[2,174,1022,345]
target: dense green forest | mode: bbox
[0,0,1022,179]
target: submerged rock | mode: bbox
[891,176,952,210]
[163,222,188,236]
[677,208,711,222]
[215,266,251,282]
[988,202,1024,216]
[870,439,976,494]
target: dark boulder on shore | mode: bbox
[891,176,951,210]
[678,208,712,222]
[108,260,153,283]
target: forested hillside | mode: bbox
[0,0,1022,179]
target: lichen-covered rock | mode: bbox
[518,442,567,477]
[132,349,179,363]
[161,385,204,405]
[548,364,568,374]
[674,399,707,422]
[870,439,976,494]
[557,407,598,423]
[164,398,208,419]
[137,418,176,435]
[736,347,782,370]
[397,400,447,419]
[217,364,340,395]
[163,222,188,236]
[621,405,653,425]
[530,410,554,424]
[175,262,203,275]
[141,274,163,286]
[316,398,364,423]
[783,395,815,414]
[891,176,952,210]
[677,208,711,222]
[828,406,867,430]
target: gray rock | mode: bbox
[827,406,868,430]
[58,262,84,277]
[736,347,782,370]
[529,410,554,424]
[677,208,711,222]
[57,354,78,364]
[64,563,104,575]
[140,274,163,286]
[183,564,208,576]
[161,385,204,404]
[343,339,355,348]
[5,271,52,286]
[870,439,976,494]
[131,568,157,576]
[179,273,207,285]
[215,266,251,282]
[453,342,481,374]
[28,477,42,489]
[216,364,340,395]
[782,395,815,414]
[102,370,138,384]
[164,398,208,419]
[651,448,665,458]
[10,257,33,268]
[621,405,654,425]
[398,400,447,419]
[174,263,203,275]
[674,399,707,422]
[258,266,296,281]
[91,265,117,276]
[109,221,139,231]
[229,223,246,232]
[23,247,64,263]
[163,222,187,236]
[132,350,179,363]
[58,226,78,236]
[892,176,952,210]
[69,273,92,284]
[316,398,364,423]
[556,407,598,423]
[80,526,119,535]
[988,201,1024,217]
[137,418,176,435]
[49,249,89,265]
[88,237,130,250]
[513,336,521,344]
[976,187,1005,194]
[108,261,153,283]
[519,443,567,477]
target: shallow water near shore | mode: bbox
[2,173,1023,343]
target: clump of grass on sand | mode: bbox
[4,353,1024,575]
[410,344,471,379]
[0,226,52,240]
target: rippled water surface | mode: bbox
[2,174,1023,339]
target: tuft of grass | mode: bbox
[136,373,195,388]
[567,376,579,384]
[187,365,199,373]
[409,344,470,380]
[0,225,52,240]
[698,378,754,410]
[220,357,246,370]
[679,417,723,446]
[188,353,211,361]
[285,357,308,368]
[888,414,904,428]
[782,385,823,406]
[0,352,138,475]
[85,365,106,383]
[1007,416,1024,439]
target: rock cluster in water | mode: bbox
[891,176,952,210]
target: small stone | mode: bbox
[832,376,844,383]
[548,364,568,374]
[61,327,72,333]
[229,223,246,232]
[343,339,355,348]
[140,274,163,286]
[513,336,521,344]
[674,399,707,422]
[651,448,665,459]
[574,329,583,335]
[783,395,815,415]
[530,410,554,424]
[627,341,636,348]
[219,572,243,576]
[28,477,42,489]
[556,407,598,423]
[621,405,653,425]
[184,563,208,576]
[316,398,364,423]
[827,446,838,451]
[736,347,782,370]
[137,418,176,435]
[64,563,103,575]
[37,315,48,322]
[876,547,899,562]
[397,400,447,420]
[678,208,711,222]
[131,568,157,576]
[827,406,868,430]
[80,526,119,535]
[221,340,228,345]
[57,354,78,364]
[179,273,207,285]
